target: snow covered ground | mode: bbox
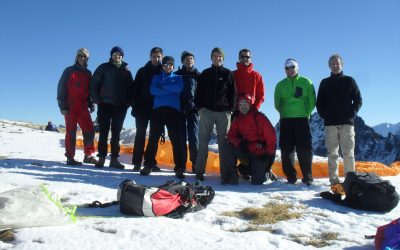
[1,119,399,250]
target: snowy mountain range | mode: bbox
[309,113,400,165]
[275,113,400,165]
[373,122,400,137]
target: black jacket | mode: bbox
[132,61,162,119]
[175,66,200,114]
[316,72,362,126]
[195,65,236,112]
[90,60,134,106]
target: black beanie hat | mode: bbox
[162,56,174,65]
[211,47,224,59]
[181,51,194,63]
[110,46,124,57]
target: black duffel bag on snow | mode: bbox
[117,180,215,218]
[321,171,399,213]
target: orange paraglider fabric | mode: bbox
[76,139,400,177]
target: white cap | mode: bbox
[285,59,298,68]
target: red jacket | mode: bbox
[233,63,265,109]
[57,64,92,111]
[227,109,276,156]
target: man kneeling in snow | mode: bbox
[220,95,277,185]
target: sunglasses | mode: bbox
[285,66,295,70]
[240,55,251,59]
[78,54,88,59]
[162,63,174,67]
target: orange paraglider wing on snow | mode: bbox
[76,139,400,177]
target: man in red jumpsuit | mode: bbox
[57,48,98,166]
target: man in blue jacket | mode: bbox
[175,51,200,173]
[140,56,185,178]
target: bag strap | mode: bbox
[79,200,119,208]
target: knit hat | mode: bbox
[75,48,89,62]
[181,51,194,63]
[211,47,224,59]
[110,46,124,57]
[237,94,252,114]
[162,56,174,65]
[284,59,298,68]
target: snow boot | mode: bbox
[196,173,204,181]
[83,155,98,165]
[95,157,106,168]
[132,165,141,172]
[175,171,185,179]
[140,166,152,176]
[67,158,82,166]
[109,158,125,169]
[151,165,161,172]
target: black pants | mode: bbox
[97,103,128,158]
[221,143,272,185]
[279,118,313,183]
[144,107,185,173]
[132,117,156,166]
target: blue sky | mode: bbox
[0,0,399,129]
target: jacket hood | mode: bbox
[236,62,254,73]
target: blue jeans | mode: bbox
[181,110,199,167]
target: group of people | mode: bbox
[57,46,362,186]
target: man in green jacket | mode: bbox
[274,59,316,186]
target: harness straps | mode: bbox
[159,127,166,145]
[79,200,119,208]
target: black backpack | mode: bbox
[118,180,215,218]
[321,172,399,213]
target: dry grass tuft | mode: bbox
[223,202,302,225]
[293,232,338,248]
[229,225,272,233]
[0,229,15,242]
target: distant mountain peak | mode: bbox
[373,122,400,137]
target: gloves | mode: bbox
[61,109,68,115]
[239,141,248,155]
[89,103,95,113]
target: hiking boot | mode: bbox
[302,179,313,186]
[67,158,82,166]
[196,173,204,182]
[266,170,278,181]
[109,158,125,169]
[140,166,152,176]
[83,155,98,165]
[175,171,185,179]
[132,165,141,172]
[95,157,106,168]
[151,165,161,172]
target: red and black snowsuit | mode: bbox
[57,63,95,159]
[221,109,276,184]
[233,62,265,110]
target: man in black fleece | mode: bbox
[194,47,236,183]
[316,54,362,185]
[131,47,164,172]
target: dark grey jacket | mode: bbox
[316,72,362,126]
[90,60,134,106]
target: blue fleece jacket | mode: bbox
[150,71,183,111]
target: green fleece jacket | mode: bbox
[274,75,316,118]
